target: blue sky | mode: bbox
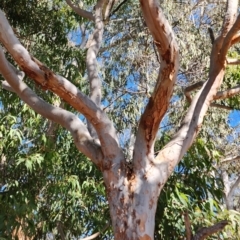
[229,110,240,127]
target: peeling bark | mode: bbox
[0,0,237,238]
[134,0,179,168]
[154,0,239,183]
[220,14,240,61]
[230,32,240,46]
[216,0,239,52]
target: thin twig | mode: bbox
[109,0,129,18]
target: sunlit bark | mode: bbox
[1,0,239,239]
[0,46,103,166]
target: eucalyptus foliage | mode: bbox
[0,0,240,239]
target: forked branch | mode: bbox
[184,81,240,110]
[134,0,179,162]
[155,0,236,179]
[184,81,205,102]
[0,9,120,158]
[0,47,103,166]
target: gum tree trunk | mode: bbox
[103,154,166,239]
[0,0,240,239]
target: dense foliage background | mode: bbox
[0,0,240,239]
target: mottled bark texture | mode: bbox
[1,0,240,239]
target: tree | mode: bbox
[0,0,240,239]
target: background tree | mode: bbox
[0,0,240,239]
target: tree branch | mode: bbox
[2,80,15,92]
[220,13,240,61]
[192,220,228,240]
[0,46,103,167]
[208,27,215,44]
[1,62,25,91]
[134,0,179,165]
[0,9,121,159]
[65,0,94,21]
[86,0,105,139]
[227,58,240,65]
[221,170,230,205]
[185,82,240,102]
[57,221,66,240]
[214,84,240,100]
[184,82,240,110]
[103,0,118,20]
[109,0,128,18]
[230,32,240,46]
[217,0,238,49]
[99,31,135,53]
[2,73,62,142]
[184,81,205,102]
[210,103,234,110]
[183,211,192,240]
[227,175,240,202]
[155,3,229,179]
[221,155,240,163]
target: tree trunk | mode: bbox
[1,0,239,239]
[102,152,166,240]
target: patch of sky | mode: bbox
[228,110,240,128]
[190,1,219,29]
[68,28,82,45]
